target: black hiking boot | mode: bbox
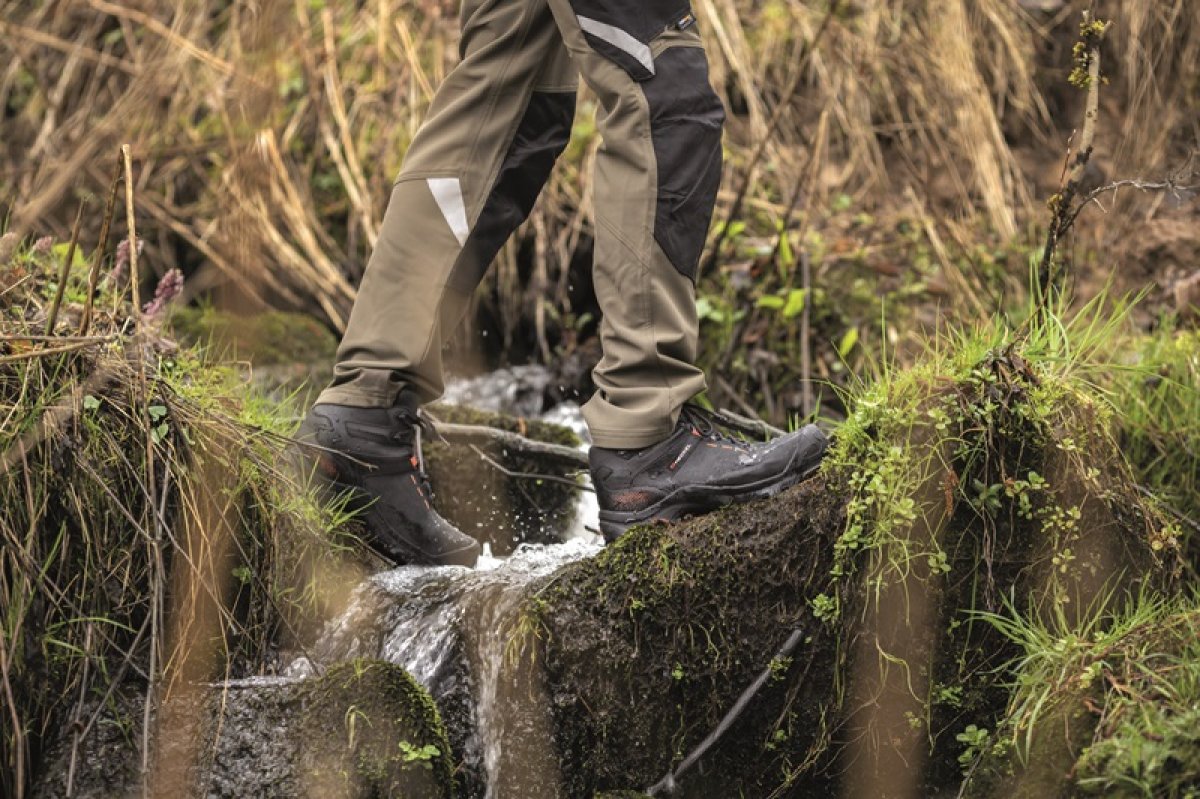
[589,405,829,542]
[297,393,481,567]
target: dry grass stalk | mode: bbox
[3,0,1195,339]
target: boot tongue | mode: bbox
[393,388,421,414]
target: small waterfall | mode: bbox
[308,539,600,796]
[302,388,602,797]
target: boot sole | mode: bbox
[597,435,827,543]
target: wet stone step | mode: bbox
[34,661,453,799]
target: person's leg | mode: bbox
[542,2,830,538]
[319,0,577,409]
[544,0,722,449]
[303,0,577,567]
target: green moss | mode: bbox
[168,306,337,365]
[300,660,453,799]
[826,338,1177,790]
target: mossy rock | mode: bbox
[424,402,583,554]
[534,349,1178,798]
[34,661,452,799]
[185,661,453,798]
[539,479,847,797]
[299,660,453,799]
[168,306,337,402]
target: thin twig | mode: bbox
[65,623,94,798]
[799,249,814,417]
[1065,178,1199,228]
[467,444,592,492]
[431,421,589,471]
[122,142,160,791]
[0,339,109,365]
[0,334,116,343]
[713,408,785,439]
[699,0,842,278]
[767,103,830,269]
[647,627,807,796]
[1036,13,1108,305]
[1134,484,1200,536]
[0,628,25,799]
[46,199,86,335]
[80,159,123,336]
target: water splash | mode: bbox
[302,393,601,796]
[310,538,599,796]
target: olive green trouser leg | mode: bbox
[319,0,724,450]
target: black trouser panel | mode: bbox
[446,90,576,294]
[641,46,725,281]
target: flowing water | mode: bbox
[296,368,602,797]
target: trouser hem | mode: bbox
[588,424,676,450]
[315,386,400,409]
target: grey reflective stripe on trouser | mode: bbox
[576,15,655,77]
[426,177,470,246]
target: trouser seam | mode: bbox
[464,4,539,211]
[408,4,541,381]
[635,82,678,423]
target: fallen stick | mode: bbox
[467,444,592,491]
[433,421,588,471]
[0,339,111,366]
[714,408,786,440]
[287,416,591,473]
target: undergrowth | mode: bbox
[0,230,363,797]
[971,589,1200,798]
[815,285,1183,792]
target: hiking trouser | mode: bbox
[317,0,725,449]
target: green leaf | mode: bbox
[148,404,168,422]
[52,242,86,268]
[782,289,807,320]
[83,395,101,412]
[756,295,785,311]
[696,296,725,323]
[778,230,795,270]
[838,327,859,358]
[152,422,170,443]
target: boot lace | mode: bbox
[389,406,440,498]
[678,404,747,447]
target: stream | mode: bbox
[290,366,602,798]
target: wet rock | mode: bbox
[308,541,600,799]
[35,661,452,799]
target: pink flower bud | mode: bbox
[143,268,185,317]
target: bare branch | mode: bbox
[467,444,592,492]
[1037,12,1110,300]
